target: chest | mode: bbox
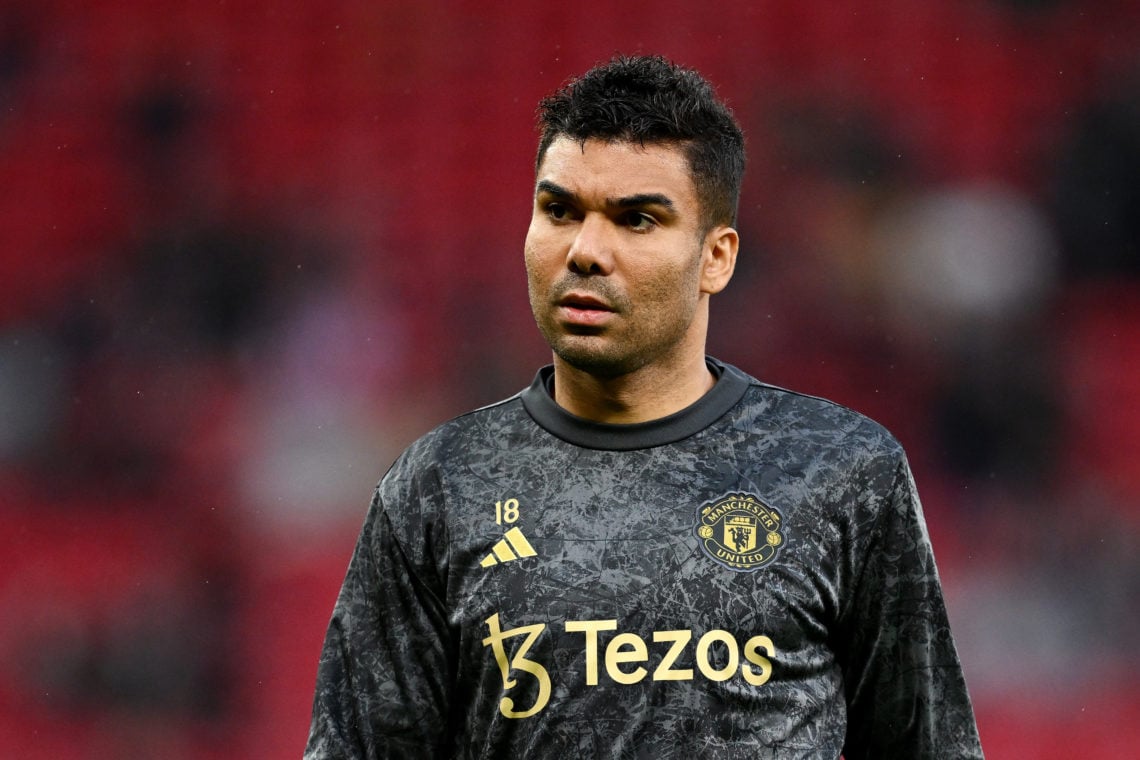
[441,448,845,650]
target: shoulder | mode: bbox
[715,365,911,511]
[396,391,526,463]
[375,391,535,502]
[724,370,919,549]
[726,364,905,461]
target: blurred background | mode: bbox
[1,0,1138,757]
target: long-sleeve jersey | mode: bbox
[305,358,983,759]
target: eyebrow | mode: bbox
[535,180,676,213]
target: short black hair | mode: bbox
[535,55,746,231]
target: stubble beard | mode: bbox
[545,331,646,379]
[530,273,700,380]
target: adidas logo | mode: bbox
[480,527,537,567]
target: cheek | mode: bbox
[524,228,565,281]
[523,244,543,287]
[636,256,703,305]
[522,232,539,271]
[523,242,551,301]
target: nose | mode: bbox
[566,214,615,276]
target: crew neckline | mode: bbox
[519,357,751,451]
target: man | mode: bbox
[305,55,983,759]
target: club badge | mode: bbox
[696,493,784,572]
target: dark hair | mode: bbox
[535,55,746,231]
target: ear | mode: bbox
[699,225,739,295]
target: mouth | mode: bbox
[558,292,614,311]
[555,291,616,328]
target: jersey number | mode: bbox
[495,498,520,525]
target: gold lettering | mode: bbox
[486,614,777,703]
[715,548,745,563]
[696,629,738,682]
[605,632,648,684]
[706,504,731,522]
[742,635,774,686]
[651,629,694,681]
[565,619,617,686]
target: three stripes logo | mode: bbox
[480,527,537,567]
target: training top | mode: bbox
[305,358,984,759]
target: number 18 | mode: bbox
[496,498,519,525]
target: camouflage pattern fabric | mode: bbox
[305,359,983,759]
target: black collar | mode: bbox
[519,357,751,451]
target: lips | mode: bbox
[559,292,614,311]
[556,291,616,327]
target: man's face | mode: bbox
[525,137,726,378]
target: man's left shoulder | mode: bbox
[728,366,905,460]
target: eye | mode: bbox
[545,202,571,221]
[624,211,657,232]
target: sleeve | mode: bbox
[304,485,454,759]
[838,455,984,760]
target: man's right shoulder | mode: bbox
[368,391,532,526]
[385,391,530,476]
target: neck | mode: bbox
[551,350,715,424]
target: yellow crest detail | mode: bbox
[695,493,784,573]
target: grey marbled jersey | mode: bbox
[305,359,983,759]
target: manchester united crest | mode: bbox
[696,493,784,572]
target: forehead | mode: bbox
[536,137,698,208]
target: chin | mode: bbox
[551,341,647,379]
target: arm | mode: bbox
[304,488,454,759]
[839,457,983,759]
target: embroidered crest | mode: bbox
[696,493,784,572]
